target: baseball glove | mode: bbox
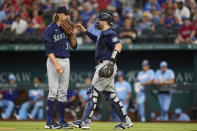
[99,62,114,78]
[60,18,74,37]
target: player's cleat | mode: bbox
[70,120,90,129]
[45,120,62,129]
[59,121,73,129]
[114,116,133,130]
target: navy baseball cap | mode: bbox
[142,60,150,66]
[160,61,168,67]
[117,71,124,77]
[56,7,70,15]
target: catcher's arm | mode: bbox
[110,43,122,63]
[76,24,98,42]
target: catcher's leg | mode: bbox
[103,91,126,121]
[103,91,133,129]
[71,85,99,129]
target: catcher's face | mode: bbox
[95,20,106,30]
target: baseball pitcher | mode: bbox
[44,7,77,129]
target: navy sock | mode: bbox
[46,99,55,123]
[58,101,66,122]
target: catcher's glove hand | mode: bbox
[99,62,114,78]
[60,18,74,37]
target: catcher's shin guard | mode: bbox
[82,85,99,122]
[103,91,127,121]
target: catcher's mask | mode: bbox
[94,12,113,30]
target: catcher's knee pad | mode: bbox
[103,91,127,121]
[82,85,99,120]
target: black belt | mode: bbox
[55,56,68,59]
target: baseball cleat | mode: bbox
[59,121,73,129]
[114,116,133,130]
[45,120,62,129]
[70,120,90,129]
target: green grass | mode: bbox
[0,121,197,131]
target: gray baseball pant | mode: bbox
[46,58,70,102]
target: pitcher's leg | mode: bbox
[46,58,59,123]
[58,59,70,122]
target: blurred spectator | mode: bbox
[175,0,190,24]
[132,4,143,25]
[185,0,196,14]
[193,8,197,21]
[107,0,123,14]
[119,17,136,44]
[135,60,154,122]
[69,0,81,10]
[3,11,15,29]
[11,15,27,35]
[71,10,80,23]
[160,6,179,28]
[94,0,111,10]
[113,12,123,29]
[160,0,176,12]
[0,4,6,22]
[42,0,54,11]
[14,76,44,120]
[149,7,161,24]
[66,90,83,120]
[144,0,161,12]
[193,20,197,44]
[20,5,29,20]
[16,88,44,120]
[0,74,18,119]
[31,10,43,29]
[79,1,96,26]
[113,71,132,121]
[174,16,196,44]
[171,108,190,121]
[79,78,91,108]
[154,61,175,121]
[137,12,153,36]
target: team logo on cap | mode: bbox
[112,37,118,42]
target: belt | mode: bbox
[55,56,68,59]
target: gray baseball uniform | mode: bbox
[92,60,117,92]
[47,58,70,102]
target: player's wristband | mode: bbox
[110,50,119,63]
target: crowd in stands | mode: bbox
[0,0,197,44]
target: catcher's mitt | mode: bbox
[60,18,74,37]
[99,62,114,78]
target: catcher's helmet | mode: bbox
[96,11,113,26]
